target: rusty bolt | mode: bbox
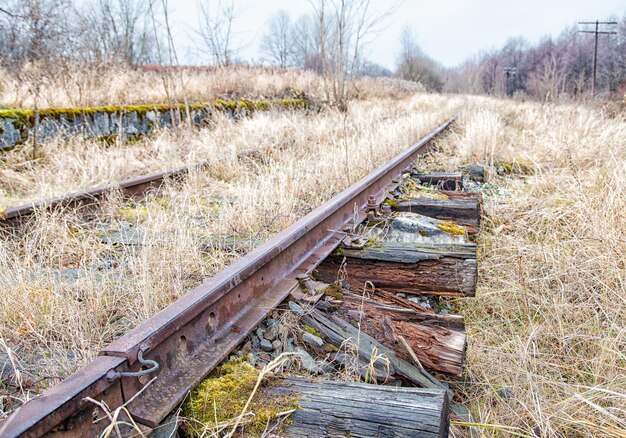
[367,195,378,211]
[366,195,379,221]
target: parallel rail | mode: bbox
[0,145,283,227]
[0,166,189,226]
[0,118,454,437]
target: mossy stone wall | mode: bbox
[0,99,308,149]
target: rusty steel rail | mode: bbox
[0,166,191,227]
[1,143,303,227]
[0,118,454,437]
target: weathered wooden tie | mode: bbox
[412,172,463,190]
[274,378,449,438]
[393,197,480,232]
[315,242,477,297]
[339,296,466,376]
[301,309,444,390]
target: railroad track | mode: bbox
[0,117,482,437]
[0,144,286,228]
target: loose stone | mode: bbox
[288,301,304,314]
[264,325,279,341]
[303,332,324,347]
[260,339,273,352]
[295,348,321,374]
[498,387,513,399]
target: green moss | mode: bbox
[182,359,298,437]
[322,344,339,353]
[303,325,322,337]
[496,158,534,175]
[364,237,383,248]
[332,247,345,256]
[117,204,150,222]
[322,283,344,300]
[0,109,35,121]
[438,221,467,236]
[0,99,308,127]
[383,198,399,208]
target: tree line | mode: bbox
[444,20,626,100]
[1,0,624,101]
[0,0,159,66]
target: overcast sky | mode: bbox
[168,0,626,69]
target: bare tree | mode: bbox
[197,0,237,66]
[527,53,567,101]
[359,59,392,77]
[307,0,396,109]
[0,0,71,67]
[396,26,443,91]
[446,14,626,100]
[291,14,319,69]
[261,10,293,68]
[75,0,158,65]
[148,0,193,127]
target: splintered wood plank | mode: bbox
[394,197,480,231]
[339,298,466,376]
[413,172,463,190]
[273,377,449,438]
[343,289,465,330]
[300,310,444,390]
[315,243,477,297]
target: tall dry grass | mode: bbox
[2,63,624,436]
[0,93,460,416]
[436,97,626,437]
[0,64,424,109]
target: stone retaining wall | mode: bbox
[0,99,308,149]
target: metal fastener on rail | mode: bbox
[107,348,159,382]
[367,195,379,221]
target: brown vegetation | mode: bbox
[432,97,626,436]
[0,87,460,418]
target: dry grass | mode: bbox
[0,64,424,109]
[2,64,624,437]
[0,91,460,416]
[432,97,626,437]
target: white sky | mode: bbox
[167,0,626,68]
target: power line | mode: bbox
[578,20,617,96]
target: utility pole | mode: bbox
[578,20,617,96]
[504,67,517,97]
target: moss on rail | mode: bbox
[0,98,309,125]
